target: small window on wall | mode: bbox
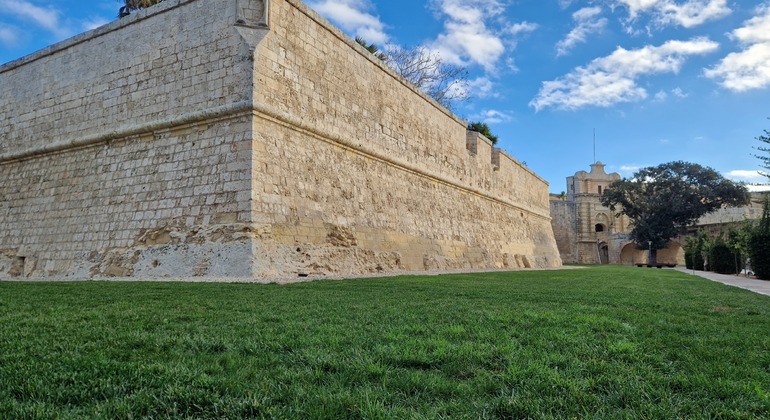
[598,185,603,195]
[595,223,605,232]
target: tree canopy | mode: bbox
[749,196,770,279]
[467,121,499,145]
[119,0,165,18]
[601,161,749,264]
[755,124,770,180]
[354,37,387,61]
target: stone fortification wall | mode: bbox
[0,0,254,158]
[0,0,257,278]
[0,0,561,280]
[243,0,559,276]
[695,192,768,226]
[549,200,578,263]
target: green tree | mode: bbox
[749,196,770,279]
[467,121,499,145]
[692,230,711,271]
[726,220,754,275]
[601,161,749,266]
[354,37,387,61]
[755,123,770,180]
[710,234,736,274]
[119,0,164,18]
[684,236,697,270]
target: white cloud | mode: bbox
[507,21,538,36]
[726,169,765,183]
[308,0,388,44]
[427,0,506,72]
[556,6,608,57]
[620,165,642,172]
[671,87,687,97]
[82,17,110,32]
[719,174,770,191]
[473,109,513,124]
[0,24,18,45]
[427,0,533,74]
[653,90,668,101]
[653,87,688,102]
[618,165,643,176]
[530,37,718,111]
[504,57,519,73]
[705,5,770,92]
[615,0,731,28]
[467,76,497,98]
[747,184,770,192]
[0,0,62,33]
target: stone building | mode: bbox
[550,162,683,265]
[0,0,561,280]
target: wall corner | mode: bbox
[234,0,270,48]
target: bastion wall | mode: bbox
[0,0,561,280]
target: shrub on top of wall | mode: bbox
[467,121,498,145]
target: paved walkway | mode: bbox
[674,267,770,297]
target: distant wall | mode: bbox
[695,192,768,226]
[549,200,577,263]
[0,0,561,280]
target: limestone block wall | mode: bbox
[549,200,578,263]
[0,0,561,280]
[0,0,254,158]
[0,118,255,278]
[243,0,559,276]
[0,0,258,278]
[253,0,550,217]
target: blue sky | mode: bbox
[2,0,770,192]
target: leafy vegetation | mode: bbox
[727,220,755,275]
[749,196,770,279]
[354,36,387,61]
[686,231,711,271]
[602,161,749,265]
[118,0,164,18]
[684,236,696,270]
[2,266,769,418]
[709,235,736,274]
[756,123,770,180]
[467,121,499,145]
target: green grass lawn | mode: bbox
[1,266,769,418]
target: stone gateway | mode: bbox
[0,0,561,280]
